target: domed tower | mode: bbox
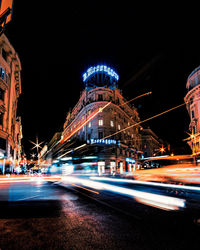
[184,66,200,154]
[82,65,119,89]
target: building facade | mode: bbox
[184,66,200,155]
[0,34,22,173]
[43,65,142,174]
[43,64,164,175]
[141,128,164,157]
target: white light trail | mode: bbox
[90,176,200,192]
[62,176,185,210]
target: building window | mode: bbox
[99,119,103,126]
[88,122,91,128]
[192,110,195,118]
[98,94,103,101]
[110,120,114,127]
[0,67,5,80]
[2,49,8,62]
[0,88,4,101]
[98,131,103,139]
[118,124,121,130]
[0,113,3,125]
[6,74,9,84]
[0,137,6,150]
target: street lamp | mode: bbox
[29,137,43,168]
[30,137,43,153]
[159,145,166,155]
[183,131,197,156]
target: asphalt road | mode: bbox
[0,179,200,250]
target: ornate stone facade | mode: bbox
[184,66,200,155]
[0,34,22,173]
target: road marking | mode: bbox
[72,184,99,194]
[17,195,40,201]
[63,185,141,220]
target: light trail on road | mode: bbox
[61,176,186,211]
[90,176,200,192]
[0,175,61,183]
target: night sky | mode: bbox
[4,1,200,157]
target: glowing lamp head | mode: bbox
[190,134,195,139]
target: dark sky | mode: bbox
[4,1,200,156]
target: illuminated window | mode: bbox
[88,122,91,128]
[0,67,5,80]
[110,120,114,127]
[99,119,103,126]
[118,124,121,130]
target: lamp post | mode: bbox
[183,131,198,164]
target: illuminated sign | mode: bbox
[83,65,119,82]
[125,158,136,164]
[87,138,120,145]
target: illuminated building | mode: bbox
[42,65,143,174]
[184,66,200,155]
[62,65,145,174]
[0,34,22,173]
[43,64,164,174]
[141,128,164,157]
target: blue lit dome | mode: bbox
[82,65,119,88]
[186,66,200,91]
